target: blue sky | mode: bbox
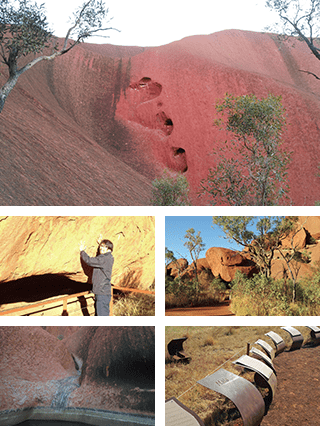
[41,0,278,46]
[165,216,285,263]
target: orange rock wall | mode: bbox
[0,216,155,289]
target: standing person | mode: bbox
[80,238,114,316]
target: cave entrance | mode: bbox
[171,147,188,172]
[156,112,173,135]
[0,274,93,316]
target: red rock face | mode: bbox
[0,326,155,414]
[1,30,320,205]
[0,327,77,382]
[65,327,155,386]
[115,31,320,205]
[206,247,258,282]
[166,258,189,277]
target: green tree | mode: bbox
[165,247,176,266]
[0,0,117,113]
[200,93,290,206]
[266,0,320,79]
[183,228,205,289]
[151,169,190,206]
[212,216,298,278]
[275,217,311,303]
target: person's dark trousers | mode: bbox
[95,294,111,316]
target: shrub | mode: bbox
[230,269,320,316]
[151,169,190,206]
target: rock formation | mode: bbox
[166,258,189,278]
[0,216,155,314]
[0,326,155,420]
[166,217,320,283]
[1,30,320,205]
[205,247,258,282]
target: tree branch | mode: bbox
[299,69,320,79]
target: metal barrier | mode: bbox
[0,285,155,316]
[250,347,276,374]
[281,327,304,350]
[197,368,265,426]
[165,397,204,426]
[255,339,275,360]
[166,326,320,426]
[233,355,277,404]
[265,331,286,355]
[306,326,320,342]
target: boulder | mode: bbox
[206,247,258,282]
[166,258,188,278]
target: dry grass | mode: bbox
[165,326,312,425]
[165,290,228,310]
[113,293,155,316]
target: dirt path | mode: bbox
[261,344,320,425]
[165,301,234,316]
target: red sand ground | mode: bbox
[261,345,320,425]
[1,30,320,205]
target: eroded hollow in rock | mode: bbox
[0,274,92,316]
[171,147,188,172]
[129,77,162,102]
[156,112,173,135]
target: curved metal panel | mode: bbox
[197,368,265,426]
[165,397,205,426]
[255,339,275,360]
[233,355,277,403]
[250,347,276,374]
[281,326,304,350]
[306,326,320,341]
[265,331,286,355]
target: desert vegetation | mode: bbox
[166,264,320,315]
[151,169,191,206]
[166,265,320,316]
[230,264,320,316]
[113,292,155,316]
[165,326,315,425]
[0,0,117,113]
[166,216,320,315]
[201,93,290,206]
[165,274,228,310]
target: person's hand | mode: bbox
[79,241,86,251]
[97,233,103,244]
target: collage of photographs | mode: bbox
[1,0,320,425]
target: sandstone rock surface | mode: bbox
[206,247,258,282]
[1,30,320,205]
[0,326,155,415]
[0,216,155,309]
[166,258,188,278]
[0,326,77,382]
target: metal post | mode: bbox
[110,286,114,316]
[63,298,68,315]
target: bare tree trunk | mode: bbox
[0,73,19,113]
